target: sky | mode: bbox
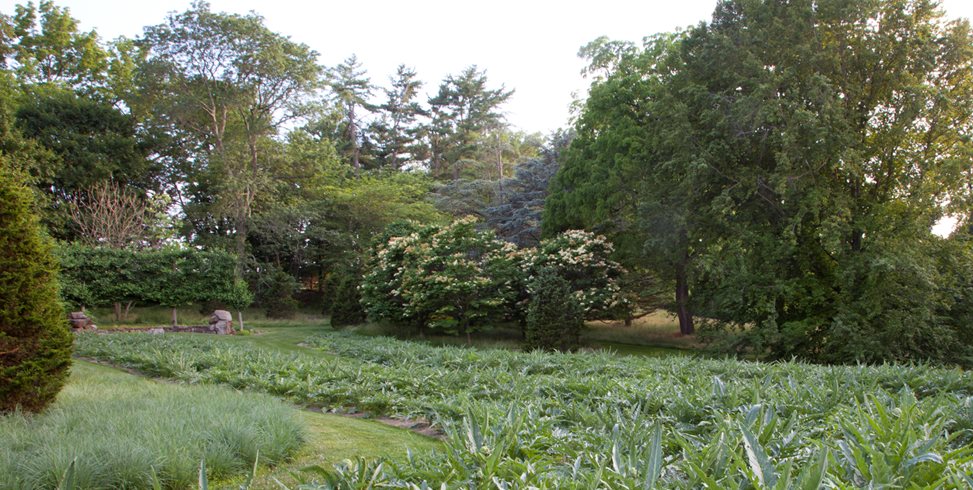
[6,0,973,136]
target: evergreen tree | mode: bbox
[427,66,512,179]
[329,54,374,175]
[371,64,427,170]
[0,163,72,413]
[525,268,583,352]
[329,269,365,328]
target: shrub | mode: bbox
[525,268,583,351]
[532,230,629,320]
[251,264,299,319]
[330,270,366,328]
[0,166,73,413]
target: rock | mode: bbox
[208,310,234,335]
[68,311,95,331]
[146,328,165,335]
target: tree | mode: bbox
[15,86,153,240]
[484,133,565,247]
[397,217,516,343]
[68,180,149,249]
[0,163,72,413]
[544,33,697,334]
[551,0,973,363]
[525,268,583,352]
[427,66,513,179]
[371,64,427,170]
[3,0,109,94]
[329,54,374,175]
[328,266,365,328]
[135,0,321,267]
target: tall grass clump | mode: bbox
[0,362,304,489]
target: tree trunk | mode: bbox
[237,310,245,331]
[113,302,122,323]
[171,307,178,327]
[466,330,472,346]
[675,261,694,336]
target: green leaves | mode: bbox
[56,244,249,311]
[74,330,973,487]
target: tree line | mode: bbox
[545,0,973,364]
[0,0,557,318]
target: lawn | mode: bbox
[74,325,973,488]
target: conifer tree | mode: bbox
[0,163,73,413]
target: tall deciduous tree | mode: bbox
[135,0,321,268]
[545,32,698,335]
[3,0,108,94]
[549,0,973,363]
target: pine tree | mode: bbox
[371,64,428,170]
[329,55,374,175]
[0,163,73,413]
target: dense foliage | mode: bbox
[0,167,72,414]
[328,268,366,328]
[361,220,626,338]
[75,331,973,487]
[525,268,583,351]
[57,245,251,324]
[547,0,973,363]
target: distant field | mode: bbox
[74,326,973,487]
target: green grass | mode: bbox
[74,328,973,487]
[0,361,304,489]
[0,358,442,489]
[344,313,696,357]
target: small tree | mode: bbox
[399,217,516,343]
[360,221,437,333]
[530,230,629,320]
[329,269,365,328]
[526,269,583,352]
[0,166,73,413]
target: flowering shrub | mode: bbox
[531,230,629,320]
[361,220,629,337]
[399,217,517,339]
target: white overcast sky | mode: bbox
[4,0,973,135]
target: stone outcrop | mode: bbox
[208,310,234,335]
[68,311,97,331]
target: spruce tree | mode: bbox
[0,164,73,413]
[329,271,365,328]
[525,268,583,352]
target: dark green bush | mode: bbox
[251,265,299,319]
[0,165,73,413]
[525,268,583,352]
[330,270,365,328]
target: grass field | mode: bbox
[0,357,440,489]
[74,325,973,488]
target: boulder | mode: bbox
[68,311,96,331]
[146,328,165,335]
[208,310,234,335]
